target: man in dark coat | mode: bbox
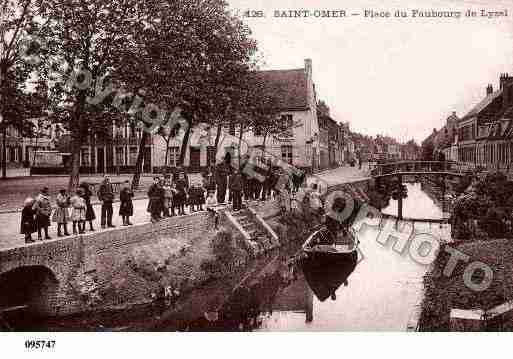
[119,180,134,226]
[229,168,244,211]
[147,176,164,222]
[215,161,229,204]
[33,187,52,240]
[260,162,272,201]
[98,175,115,228]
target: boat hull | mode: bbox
[300,228,359,302]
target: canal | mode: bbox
[15,182,451,331]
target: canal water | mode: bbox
[18,182,451,331]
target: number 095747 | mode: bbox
[24,340,56,350]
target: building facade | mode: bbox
[152,58,321,173]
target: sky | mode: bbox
[228,0,513,143]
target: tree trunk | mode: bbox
[1,126,6,180]
[163,135,170,167]
[131,130,149,191]
[68,136,81,192]
[67,94,87,192]
[31,131,39,175]
[238,123,244,168]
[214,123,222,152]
[178,118,192,166]
[262,131,268,148]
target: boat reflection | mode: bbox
[300,249,358,303]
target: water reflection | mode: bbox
[382,182,444,220]
[19,183,449,331]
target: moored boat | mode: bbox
[300,226,359,302]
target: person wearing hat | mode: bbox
[20,197,36,243]
[79,182,96,232]
[98,175,115,228]
[147,176,164,222]
[119,180,134,225]
[32,187,52,240]
[70,188,86,234]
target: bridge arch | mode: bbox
[0,265,59,316]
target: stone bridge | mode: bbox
[0,177,374,318]
[370,161,470,179]
[0,212,214,317]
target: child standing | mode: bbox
[205,191,219,229]
[119,180,134,226]
[53,189,71,237]
[33,187,52,241]
[79,182,96,231]
[20,197,36,243]
[188,183,205,212]
[70,189,86,234]
[162,175,174,217]
[174,173,188,215]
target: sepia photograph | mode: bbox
[1,0,513,356]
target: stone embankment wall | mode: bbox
[0,178,373,318]
[0,212,217,316]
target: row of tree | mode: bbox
[1,0,289,190]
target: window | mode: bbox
[281,114,293,129]
[167,146,180,167]
[129,124,138,138]
[81,148,90,166]
[281,145,293,164]
[114,124,125,138]
[207,146,216,167]
[254,126,262,136]
[116,147,124,165]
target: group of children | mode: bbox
[147,172,218,223]
[20,183,96,243]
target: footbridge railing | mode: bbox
[370,161,472,178]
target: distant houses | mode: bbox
[2,59,361,175]
[425,73,513,170]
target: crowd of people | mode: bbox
[20,177,133,243]
[19,156,311,244]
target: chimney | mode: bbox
[486,84,493,96]
[500,73,512,90]
[304,58,312,77]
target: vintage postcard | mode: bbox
[1,0,512,356]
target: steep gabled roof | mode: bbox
[255,69,308,111]
[461,89,503,120]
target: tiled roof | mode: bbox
[462,89,503,120]
[255,69,309,111]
